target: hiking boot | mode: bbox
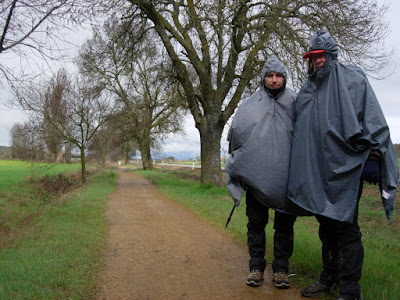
[337,294,363,300]
[246,270,264,287]
[272,271,290,289]
[301,281,334,297]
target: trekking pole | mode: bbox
[225,203,238,229]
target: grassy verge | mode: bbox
[0,161,117,299]
[0,160,82,190]
[136,168,400,300]
[0,160,85,247]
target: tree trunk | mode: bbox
[80,147,86,184]
[140,142,152,170]
[64,143,72,164]
[139,125,153,170]
[123,142,131,164]
[124,151,130,164]
[198,123,224,186]
[99,148,106,169]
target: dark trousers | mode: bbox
[316,183,364,297]
[246,189,297,273]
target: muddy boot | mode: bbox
[272,271,290,289]
[246,270,264,287]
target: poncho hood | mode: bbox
[261,56,288,83]
[288,37,399,222]
[225,57,309,215]
[304,30,339,60]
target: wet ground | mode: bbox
[93,170,307,300]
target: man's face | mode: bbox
[264,72,284,89]
[311,52,326,71]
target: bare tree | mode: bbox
[63,141,73,164]
[77,18,186,170]
[10,120,46,161]
[87,125,115,168]
[0,0,94,87]
[117,0,391,185]
[42,69,68,162]
[17,70,119,183]
[88,122,139,167]
[103,113,140,164]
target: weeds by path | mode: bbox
[0,165,117,299]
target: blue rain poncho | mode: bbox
[288,31,399,222]
[225,57,308,214]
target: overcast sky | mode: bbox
[1,1,399,160]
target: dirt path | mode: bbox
[93,169,306,300]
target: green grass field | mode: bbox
[0,160,117,299]
[137,168,400,300]
[0,160,82,190]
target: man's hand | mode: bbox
[361,159,380,185]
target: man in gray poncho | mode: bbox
[288,30,399,300]
[225,56,300,289]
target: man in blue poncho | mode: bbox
[225,56,305,289]
[288,30,399,300]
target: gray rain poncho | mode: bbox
[225,57,306,214]
[288,31,399,222]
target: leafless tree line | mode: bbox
[13,69,120,183]
[10,9,186,182]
